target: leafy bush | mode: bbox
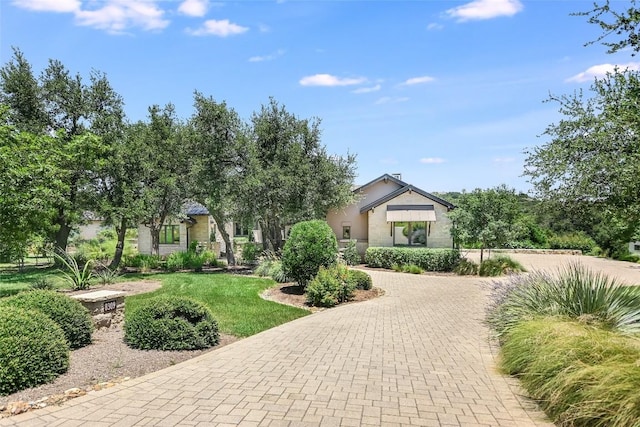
[365,247,460,272]
[548,231,597,254]
[454,258,478,275]
[122,253,161,269]
[306,264,356,307]
[125,296,219,350]
[0,290,94,349]
[342,240,361,266]
[500,318,640,426]
[348,269,372,290]
[282,220,338,287]
[165,251,205,272]
[201,251,223,267]
[240,242,261,264]
[0,306,70,395]
[487,263,640,338]
[479,255,525,277]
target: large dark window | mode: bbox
[234,222,249,237]
[160,225,180,244]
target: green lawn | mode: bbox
[1,268,310,338]
[125,273,310,337]
[0,266,66,297]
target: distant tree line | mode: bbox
[0,48,357,267]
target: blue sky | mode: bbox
[0,0,633,192]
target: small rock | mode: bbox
[93,314,112,329]
[7,401,30,415]
[64,387,85,398]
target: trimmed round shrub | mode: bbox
[306,264,356,308]
[349,269,372,290]
[0,290,93,349]
[125,296,219,350]
[0,306,70,395]
[282,220,338,288]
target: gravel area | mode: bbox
[0,281,238,407]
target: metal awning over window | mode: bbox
[386,205,436,222]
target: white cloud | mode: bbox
[299,74,366,87]
[566,62,640,83]
[427,22,443,31]
[420,157,446,164]
[402,75,435,85]
[178,0,208,17]
[249,49,285,62]
[258,23,270,33]
[74,0,169,33]
[11,0,80,12]
[352,84,381,94]
[375,96,409,105]
[446,0,523,22]
[187,19,248,36]
[493,157,515,163]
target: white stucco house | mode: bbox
[326,173,455,255]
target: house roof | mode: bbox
[182,201,209,216]
[353,173,408,193]
[359,184,455,213]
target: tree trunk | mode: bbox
[54,209,72,254]
[109,218,128,270]
[212,211,235,266]
[151,228,160,256]
[480,246,484,263]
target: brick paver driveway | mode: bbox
[16,251,640,427]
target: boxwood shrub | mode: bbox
[125,296,219,350]
[365,247,460,272]
[0,306,70,395]
[0,290,94,349]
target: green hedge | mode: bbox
[548,232,597,254]
[125,296,219,350]
[0,306,70,395]
[0,290,93,349]
[365,247,460,271]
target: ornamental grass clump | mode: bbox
[478,255,525,277]
[501,318,640,426]
[487,263,640,337]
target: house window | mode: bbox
[635,244,640,251]
[342,226,351,240]
[160,225,180,244]
[234,222,249,237]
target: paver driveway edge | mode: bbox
[1,270,554,427]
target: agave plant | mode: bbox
[53,251,93,290]
[488,262,640,336]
